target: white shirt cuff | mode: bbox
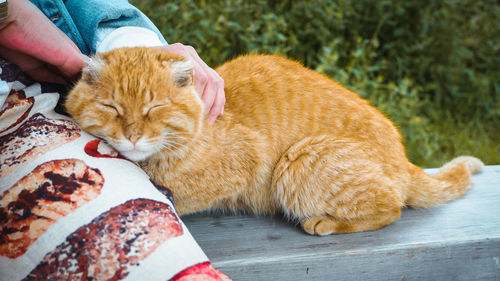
[96,26,164,53]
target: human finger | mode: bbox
[208,73,225,124]
[25,66,67,84]
[183,46,225,118]
[0,46,67,84]
[0,0,86,79]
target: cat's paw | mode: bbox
[300,216,352,236]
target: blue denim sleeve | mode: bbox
[65,0,167,54]
[30,0,167,55]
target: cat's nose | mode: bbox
[128,134,140,145]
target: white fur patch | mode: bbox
[110,137,159,162]
[83,56,106,83]
[168,60,193,87]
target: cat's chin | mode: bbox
[120,151,152,162]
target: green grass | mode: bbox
[131,0,500,167]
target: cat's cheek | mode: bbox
[86,127,110,140]
[76,116,102,129]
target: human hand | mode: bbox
[154,43,225,124]
[0,0,86,84]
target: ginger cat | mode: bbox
[65,47,483,235]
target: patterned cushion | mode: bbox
[0,58,230,281]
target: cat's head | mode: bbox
[65,47,204,161]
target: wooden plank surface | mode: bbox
[183,165,500,281]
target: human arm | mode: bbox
[0,0,86,83]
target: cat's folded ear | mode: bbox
[163,59,194,88]
[80,56,106,85]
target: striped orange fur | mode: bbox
[65,47,483,235]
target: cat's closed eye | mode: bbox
[97,103,121,117]
[143,104,168,117]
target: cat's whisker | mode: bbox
[158,137,187,144]
[162,137,187,142]
[158,143,177,154]
[159,135,188,146]
[161,141,186,151]
[159,137,193,156]
[157,138,184,149]
[163,136,188,141]
[164,131,189,135]
[162,133,188,140]
[159,142,193,158]
[148,133,188,143]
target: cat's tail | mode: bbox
[405,156,484,208]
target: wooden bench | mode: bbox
[183,165,500,281]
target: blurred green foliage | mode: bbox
[131,0,500,167]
